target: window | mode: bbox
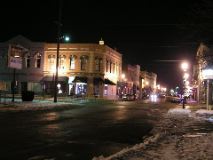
[35,53,41,68]
[106,60,109,72]
[95,57,102,71]
[80,55,88,71]
[48,55,55,70]
[110,61,112,73]
[70,55,76,70]
[25,55,30,68]
[113,63,115,73]
[59,55,66,69]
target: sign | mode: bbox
[8,44,23,69]
[202,69,213,80]
[8,57,22,69]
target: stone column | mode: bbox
[87,76,94,97]
[88,52,94,73]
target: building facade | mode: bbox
[193,42,213,103]
[0,35,122,99]
[140,70,157,98]
[117,64,140,97]
[117,64,157,99]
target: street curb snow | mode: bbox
[92,133,164,160]
[92,108,207,160]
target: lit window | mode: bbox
[106,60,109,72]
[70,55,76,70]
[110,61,112,73]
[95,57,102,71]
[59,55,66,69]
[35,53,41,68]
[80,55,88,71]
[48,55,55,70]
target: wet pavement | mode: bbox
[0,100,176,160]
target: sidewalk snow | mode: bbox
[93,108,213,160]
[0,98,91,111]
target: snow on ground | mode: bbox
[93,108,213,160]
[0,98,91,111]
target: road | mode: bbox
[0,100,176,160]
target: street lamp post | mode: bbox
[181,61,189,109]
[53,0,62,103]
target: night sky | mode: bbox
[1,0,213,89]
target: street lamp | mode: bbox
[181,62,189,72]
[53,34,70,103]
[181,61,189,109]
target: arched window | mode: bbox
[48,55,55,71]
[95,57,102,71]
[59,55,66,69]
[106,60,109,72]
[25,54,31,68]
[34,52,41,68]
[80,55,88,71]
[110,61,112,73]
[70,55,76,70]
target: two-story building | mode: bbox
[0,35,122,99]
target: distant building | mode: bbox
[118,64,140,97]
[118,64,157,99]
[0,35,122,99]
[140,70,157,97]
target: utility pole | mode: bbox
[54,0,63,103]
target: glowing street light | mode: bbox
[183,73,189,80]
[181,62,189,72]
[121,73,125,80]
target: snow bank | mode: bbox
[195,109,213,123]
[92,133,163,160]
[168,108,191,115]
[196,109,213,115]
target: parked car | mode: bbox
[121,94,135,101]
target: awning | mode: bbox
[72,76,88,83]
[94,77,104,84]
[41,76,68,82]
[104,78,116,85]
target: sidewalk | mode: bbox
[0,96,116,111]
[93,104,213,160]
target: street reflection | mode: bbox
[114,105,127,120]
[39,112,59,121]
[38,112,61,136]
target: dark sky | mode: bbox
[1,0,213,89]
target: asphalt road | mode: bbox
[0,100,176,160]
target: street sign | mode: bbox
[8,57,22,69]
[8,44,23,69]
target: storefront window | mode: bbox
[75,82,87,95]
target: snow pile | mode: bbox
[92,133,162,160]
[195,109,213,123]
[168,108,191,116]
[196,109,213,115]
